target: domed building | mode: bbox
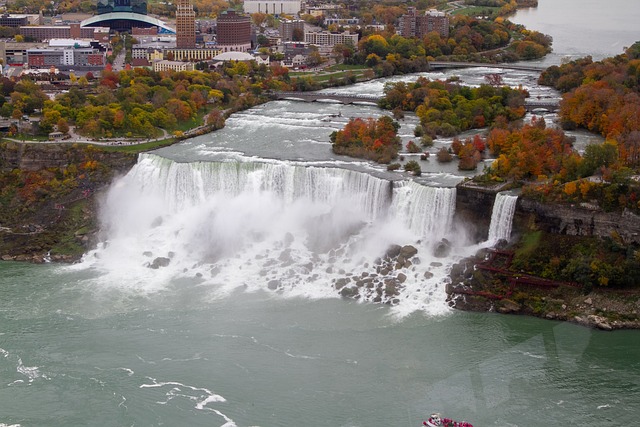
[82,0,175,33]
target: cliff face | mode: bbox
[453,183,497,242]
[516,199,640,245]
[0,141,134,172]
[455,182,640,245]
[0,142,137,261]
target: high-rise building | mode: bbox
[243,0,301,15]
[399,8,449,39]
[176,0,196,49]
[216,9,251,52]
[279,19,305,42]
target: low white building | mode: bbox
[152,60,194,72]
[304,30,358,47]
[243,0,302,15]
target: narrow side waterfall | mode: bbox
[487,192,518,243]
[82,154,469,315]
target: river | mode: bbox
[511,0,640,65]
[1,3,639,426]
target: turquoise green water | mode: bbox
[1,261,638,426]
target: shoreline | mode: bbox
[446,250,640,330]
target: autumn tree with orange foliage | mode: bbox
[330,116,401,163]
[485,117,578,181]
[539,42,640,167]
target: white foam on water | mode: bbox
[16,358,46,382]
[73,154,476,317]
[140,378,233,425]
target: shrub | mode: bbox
[436,147,453,162]
[404,160,422,176]
[406,140,422,153]
[387,163,401,171]
[421,135,433,147]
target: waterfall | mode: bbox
[82,153,463,315]
[487,192,518,243]
[390,181,456,241]
[128,153,392,220]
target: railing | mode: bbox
[428,61,546,72]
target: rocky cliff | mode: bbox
[0,141,137,262]
[455,181,640,245]
[516,199,640,245]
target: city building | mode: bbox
[166,48,220,61]
[152,60,194,72]
[20,24,110,43]
[0,14,42,27]
[0,41,47,66]
[323,18,360,27]
[279,19,305,42]
[281,54,306,68]
[216,10,251,52]
[176,0,196,48]
[243,0,302,15]
[304,4,341,17]
[26,46,106,68]
[212,51,269,66]
[304,30,358,47]
[398,8,449,39]
[82,0,175,33]
[283,41,311,59]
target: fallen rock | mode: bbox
[497,299,521,314]
[267,279,281,290]
[433,239,451,258]
[400,245,418,259]
[385,244,402,259]
[339,286,359,298]
[149,257,170,269]
[334,277,351,290]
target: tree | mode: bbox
[485,73,504,86]
[292,27,304,42]
[56,118,69,134]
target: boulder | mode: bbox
[433,239,451,258]
[334,277,351,290]
[267,279,281,290]
[497,299,521,314]
[385,244,402,259]
[339,286,359,298]
[399,245,418,259]
[149,257,170,269]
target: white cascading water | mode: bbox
[487,192,518,244]
[78,154,472,316]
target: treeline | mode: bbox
[330,116,401,164]
[380,77,527,137]
[7,0,94,14]
[464,0,538,17]
[0,61,286,138]
[341,15,551,78]
[539,42,640,167]
[478,117,640,214]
